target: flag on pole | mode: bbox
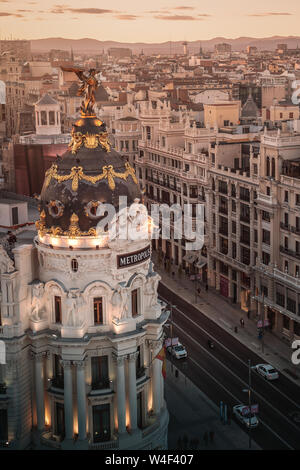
[156,346,166,379]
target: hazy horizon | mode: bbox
[0,0,299,43]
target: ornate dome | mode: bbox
[37,115,141,238]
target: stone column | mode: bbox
[152,348,162,415]
[62,360,73,440]
[128,352,138,431]
[114,355,126,434]
[35,352,45,431]
[74,361,87,440]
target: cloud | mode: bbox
[114,14,140,20]
[248,12,292,17]
[154,14,202,21]
[0,11,24,17]
[66,8,115,14]
[172,6,195,10]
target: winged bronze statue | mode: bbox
[61,67,100,116]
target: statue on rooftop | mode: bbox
[61,67,100,116]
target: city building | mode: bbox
[0,103,169,450]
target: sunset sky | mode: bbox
[1,0,300,43]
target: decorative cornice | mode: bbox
[44,161,138,192]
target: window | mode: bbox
[49,111,55,125]
[262,229,270,245]
[262,251,270,266]
[240,187,250,202]
[94,298,103,325]
[232,200,236,212]
[12,207,18,225]
[284,213,289,226]
[241,224,250,245]
[54,296,62,323]
[41,110,47,125]
[55,403,65,438]
[262,211,270,222]
[53,354,64,388]
[93,404,110,442]
[266,187,270,196]
[0,409,8,441]
[240,203,250,223]
[241,247,250,265]
[91,356,109,390]
[131,289,139,317]
[284,191,289,203]
[219,181,228,195]
[296,194,300,206]
[71,258,78,272]
[289,112,294,119]
[232,220,236,234]
[232,242,237,259]
[220,237,228,255]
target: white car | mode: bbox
[168,343,187,359]
[233,404,259,429]
[255,364,279,380]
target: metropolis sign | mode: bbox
[117,245,151,269]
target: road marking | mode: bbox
[188,357,293,450]
[172,320,300,437]
[160,292,300,411]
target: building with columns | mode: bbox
[0,110,169,449]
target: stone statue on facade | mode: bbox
[66,292,78,327]
[31,282,45,321]
[112,284,129,321]
[0,244,14,274]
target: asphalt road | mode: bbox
[159,282,300,450]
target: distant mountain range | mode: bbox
[30,36,300,55]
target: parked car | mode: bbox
[168,343,187,359]
[233,404,259,428]
[255,364,279,380]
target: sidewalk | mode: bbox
[165,360,260,450]
[153,253,300,385]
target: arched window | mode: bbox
[71,258,78,272]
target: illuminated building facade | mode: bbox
[0,93,168,449]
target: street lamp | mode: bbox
[242,359,252,449]
[168,304,176,341]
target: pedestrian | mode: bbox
[240,318,244,328]
[197,287,201,295]
[209,430,215,443]
[172,271,175,278]
[203,431,208,446]
[205,283,208,292]
[182,434,188,449]
[234,326,238,333]
[247,311,250,319]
